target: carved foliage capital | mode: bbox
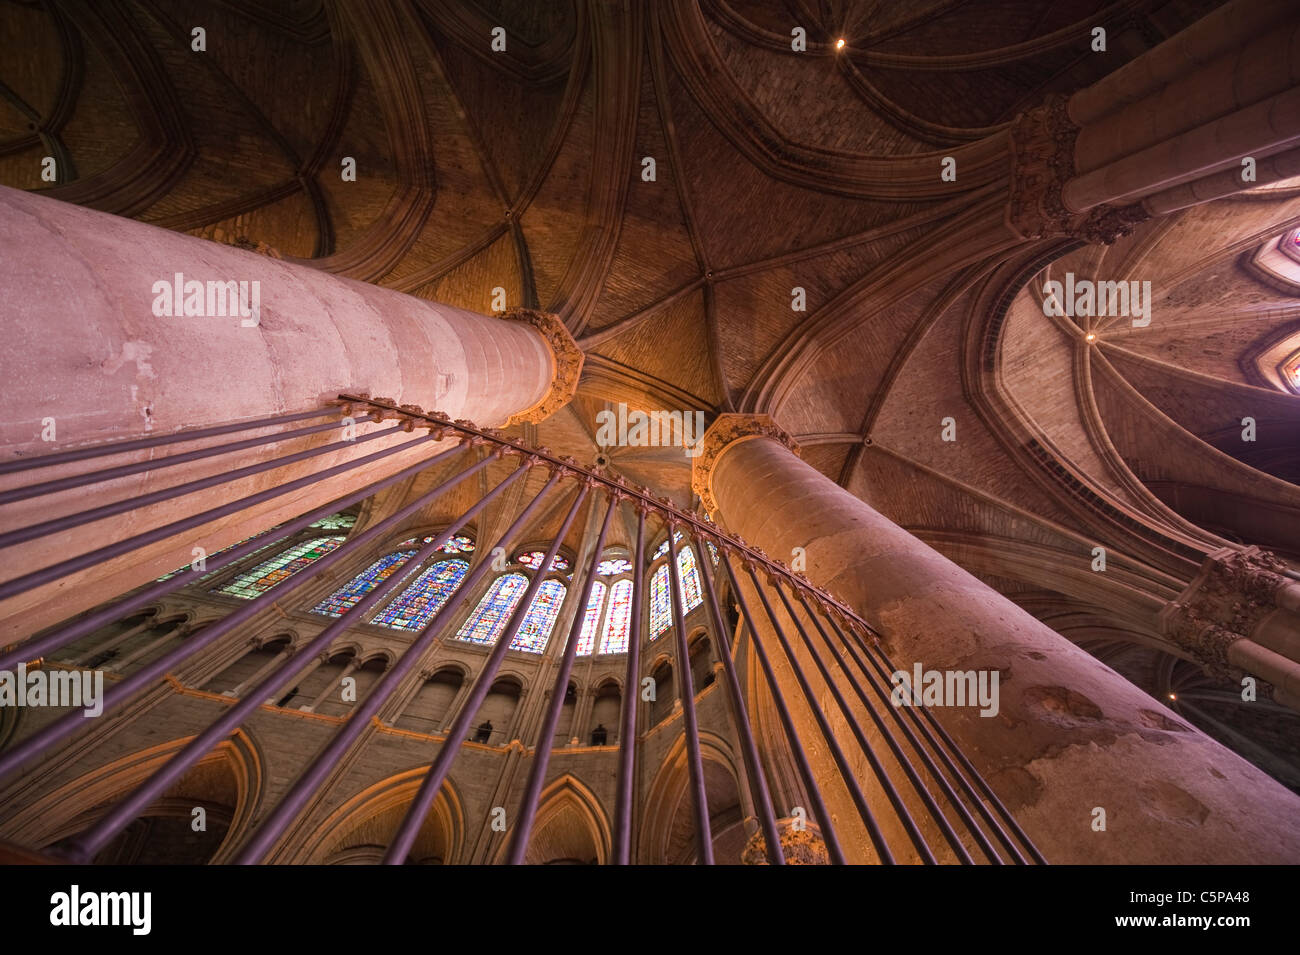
[499,308,584,426]
[1160,548,1289,675]
[691,413,800,514]
[741,819,830,865]
[1007,94,1150,246]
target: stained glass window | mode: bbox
[216,536,344,599]
[596,558,632,576]
[600,578,634,654]
[648,549,702,638]
[310,513,356,530]
[649,564,671,638]
[574,581,607,656]
[311,550,417,617]
[1284,351,1300,390]
[677,546,704,612]
[157,528,283,582]
[162,511,352,582]
[511,579,567,653]
[394,534,475,555]
[437,534,475,554]
[516,551,571,572]
[704,540,719,566]
[652,531,684,561]
[458,573,530,645]
[371,559,468,631]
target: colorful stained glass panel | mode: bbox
[311,550,417,617]
[574,581,607,655]
[651,531,684,561]
[157,528,284,582]
[516,551,571,571]
[371,559,469,631]
[458,573,530,645]
[677,546,704,612]
[596,558,632,576]
[510,579,567,653]
[649,564,671,638]
[600,578,634,654]
[395,534,475,554]
[215,536,344,599]
[310,513,356,530]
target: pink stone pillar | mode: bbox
[0,186,580,640]
[693,416,1300,863]
[1062,0,1300,212]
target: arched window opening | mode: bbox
[370,559,468,631]
[649,565,671,638]
[164,512,356,585]
[600,578,634,655]
[316,656,386,717]
[516,550,571,572]
[649,660,675,727]
[311,551,417,618]
[471,678,522,745]
[676,546,703,610]
[310,514,357,531]
[590,682,621,745]
[458,573,530,646]
[510,579,567,653]
[396,668,464,734]
[648,541,704,639]
[201,635,291,696]
[313,533,474,622]
[215,536,344,599]
[158,528,280,583]
[459,546,570,653]
[556,683,579,746]
[573,581,607,656]
[651,531,684,561]
[689,633,715,692]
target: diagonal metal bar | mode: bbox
[693,532,783,864]
[665,520,713,864]
[380,474,590,865]
[717,548,846,864]
[0,444,488,781]
[505,488,618,864]
[0,434,461,670]
[612,503,646,864]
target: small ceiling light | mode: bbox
[1085,332,1096,342]
[1168,693,1177,700]
[835,38,846,50]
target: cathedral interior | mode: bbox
[2,0,1300,866]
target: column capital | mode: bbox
[499,308,584,426]
[1157,547,1290,675]
[691,413,800,514]
[1005,94,1149,245]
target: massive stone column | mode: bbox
[0,186,580,641]
[693,415,1300,863]
[1006,0,1300,242]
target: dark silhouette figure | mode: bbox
[590,723,608,746]
[473,720,493,744]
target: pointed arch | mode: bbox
[495,773,611,865]
[215,535,345,599]
[293,767,466,865]
[639,733,745,865]
[0,732,264,864]
[370,558,469,631]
